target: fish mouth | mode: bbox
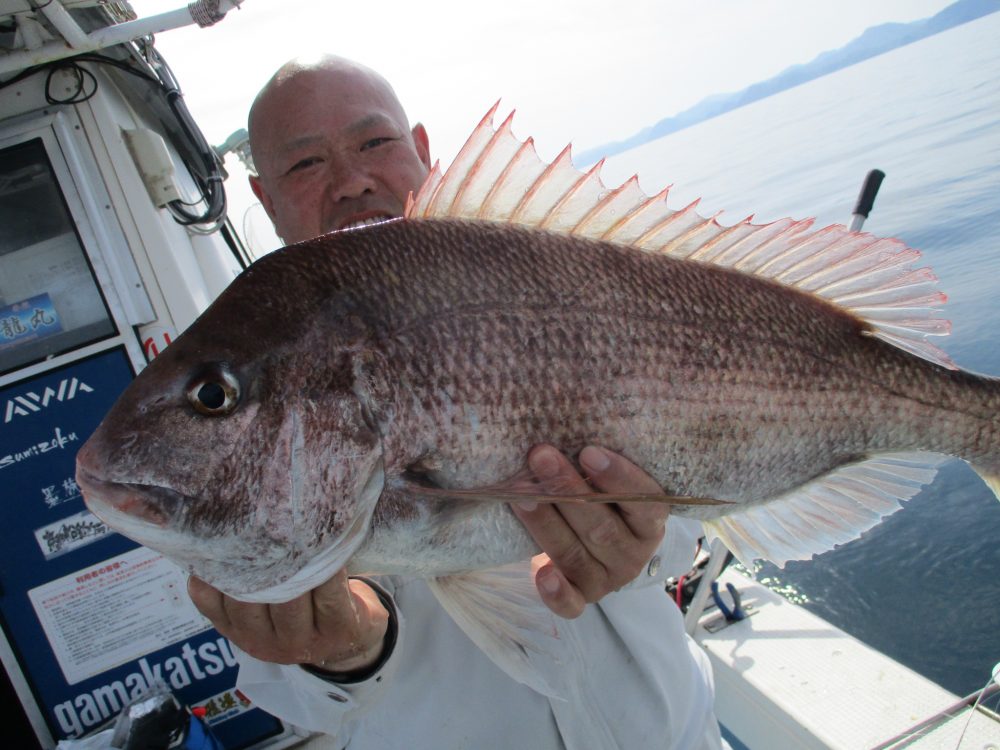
[336,212,397,231]
[77,467,187,528]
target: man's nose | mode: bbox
[326,157,377,201]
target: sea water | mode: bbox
[602,13,1000,697]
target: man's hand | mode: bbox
[511,445,668,619]
[188,570,389,674]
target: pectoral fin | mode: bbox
[427,563,572,698]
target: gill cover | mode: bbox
[206,383,386,604]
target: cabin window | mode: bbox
[0,139,115,375]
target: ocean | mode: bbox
[601,13,1000,697]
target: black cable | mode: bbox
[44,61,98,103]
[1,49,227,228]
[147,47,227,227]
[0,51,160,92]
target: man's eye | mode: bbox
[361,137,394,151]
[288,157,321,173]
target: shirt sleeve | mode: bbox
[232,577,405,738]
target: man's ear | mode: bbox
[249,173,278,222]
[411,123,432,170]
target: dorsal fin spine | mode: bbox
[572,175,640,235]
[405,161,441,218]
[750,220,826,278]
[673,212,724,261]
[827,265,936,301]
[787,236,883,290]
[599,185,673,242]
[633,198,701,250]
[479,137,538,220]
[538,158,606,231]
[771,226,847,283]
[427,101,502,216]
[729,218,800,271]
[691,216,761,266]
[414,162,443,216]
[510,144,574,224]
[454,110,517,215]
[733,218,816,274]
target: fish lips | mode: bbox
[77,467,186,529]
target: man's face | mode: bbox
[249,67,432,245]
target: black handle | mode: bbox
[853,169,886,219]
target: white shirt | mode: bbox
[235,518,724,750]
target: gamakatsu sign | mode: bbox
[3,377,94,423]
[54,636,238,737]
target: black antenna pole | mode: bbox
[849,169,885,232]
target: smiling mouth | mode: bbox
[337,214,397,231]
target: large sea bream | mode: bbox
[76,106,1000,690]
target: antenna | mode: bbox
[848,169,886,232]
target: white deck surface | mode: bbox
[695,568,998,749]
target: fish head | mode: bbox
[76,243,385,602]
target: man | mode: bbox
[189,55,723,749]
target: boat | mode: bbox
[0,3,996,747]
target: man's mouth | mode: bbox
[337,213,395,231]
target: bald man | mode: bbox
[189,56,724,750]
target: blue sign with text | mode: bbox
[0,347,284,747]
[0,293,63,354]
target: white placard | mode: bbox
[194,685,254,726]
[28,547,210,685]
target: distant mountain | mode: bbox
[576,0,1000,164]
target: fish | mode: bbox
[76,104,1000,694]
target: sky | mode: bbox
[133,0,956,250]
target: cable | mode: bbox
[0,51,160,92]
[953,667,999,749]
[1,48,227,229]
[44,61,98,103]
[148,47,228,227]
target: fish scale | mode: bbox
[310,220,982,512]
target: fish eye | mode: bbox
[187,368,240,416]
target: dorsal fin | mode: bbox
[405,106,954,369]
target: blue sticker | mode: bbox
[0,293,63,352]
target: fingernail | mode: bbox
[516,501,538,512]
[529,446,561,480]
[580,446,610,473]
[538,568,560,595]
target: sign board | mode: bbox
[0,347,285,746]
